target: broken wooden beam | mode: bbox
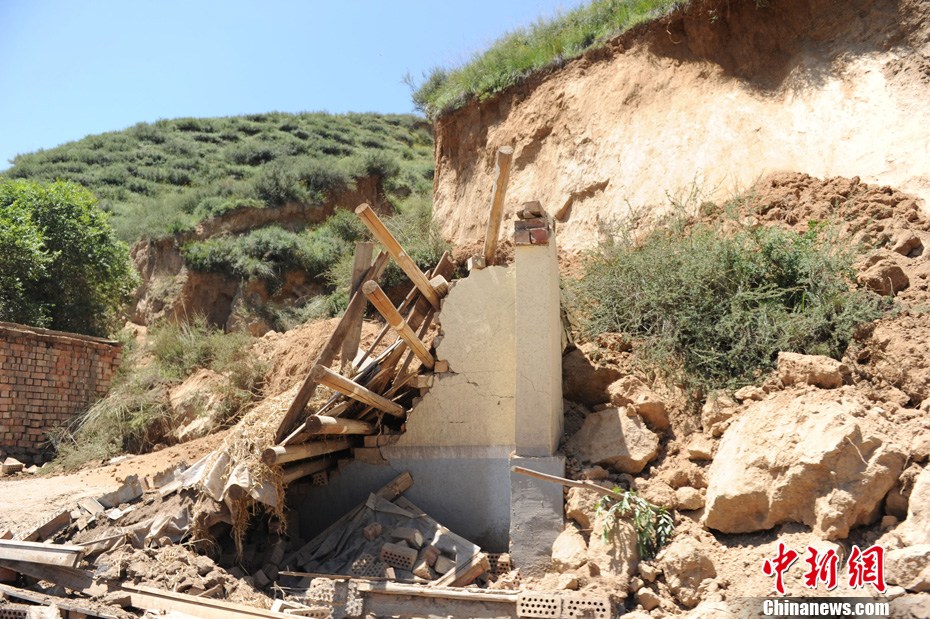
[275,251,390,443]
[341,241,374,371]
[355,203,441,309]
[0,539,84,567]
[282,457,335,485]
[305,415,375,435]
[511,465,619,498]
[21,510,72,543]
[362,281,435,370]
[310,364,405,417]
[260,437,353,466]
[0,559,98,593]
[483,146,514,266]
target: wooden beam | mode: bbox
[310,364,405,417]
[0,559,97,594]
[341,241,374,371]
[483,146,514,266]
[0,583,121,619]
[355,203,441,309]
[21,510,72,543]
[260,438,353,466]
[282,457,334,485]
[305,415,375,435]
[275,251,390,443]
[0,539,84,567]
[122,584,298,619]
[362,281,434,370]
[511,465,618,498]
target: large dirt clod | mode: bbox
[703,388,906,539]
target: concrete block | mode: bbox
[510,454,565,577]
[517,591,562,618]
[380,542,417,570]
[562,593,611,619]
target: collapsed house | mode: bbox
[0,147,613,618]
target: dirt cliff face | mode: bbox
[129,175,387,331]
[432,0,930,253]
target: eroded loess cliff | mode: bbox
[433,0,930,252]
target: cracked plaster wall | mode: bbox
[390,264,516,449]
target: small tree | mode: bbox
[0,179,137,336]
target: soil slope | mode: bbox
[433,0,930,252]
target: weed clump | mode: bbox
[572,215,888,393]
[50,318,263,470]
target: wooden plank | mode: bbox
[21,510,72,542]
[341,241,374,371]
[305,416,374,435]
[0,539,84,567]
[483,146,514,266]
[0,559,97,593]
[275,251,390,443]
[122,584,299,619]
[355,203,440,309]
[310,365,405,417]
[260,438,353,466]
[362,281,434,369]
[0,583,121,619]
[282,457,334,485]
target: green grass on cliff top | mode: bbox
[411,0,683,117]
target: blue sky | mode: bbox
[0,0,587,169]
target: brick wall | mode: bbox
[0,322,122,464]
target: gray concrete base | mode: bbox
[291,446,512,552]
[509,454,565,577]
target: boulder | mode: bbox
[898,465,930,546]
[675,487,705,511]
[634,479,676,509]
[776,352,847,389]
[566,408,659,473]
[636,587,661,611]
[565,487,602,529]
[658,538,716,609]
[608,376,670,430]
[586,512,639,588]
[858,257,909,296]
[890,230,923,256]
[551,526,588,572]
[687,437,715,461]
[562,348,622,406]
[701,394,739,437]
[890,593,930,618]
[886,546,930,592]
[703,389,906,539]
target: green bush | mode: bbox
[572,216,888,393]
[0,179,137,336]
[412,0,684,117]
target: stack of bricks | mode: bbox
[0,321,122,464]
[513,201,552,246]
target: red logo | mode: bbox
[763,543,886,595]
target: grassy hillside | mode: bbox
[411,0,683,117]
[2,112,434,242]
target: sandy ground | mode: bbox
[0,430,224,536]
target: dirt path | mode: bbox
[0,431,225,536]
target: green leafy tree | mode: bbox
[0,179,137,336]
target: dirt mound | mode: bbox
[432,0,930,253]
[253,317,385,398]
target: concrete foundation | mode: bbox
[508,454,566,577]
